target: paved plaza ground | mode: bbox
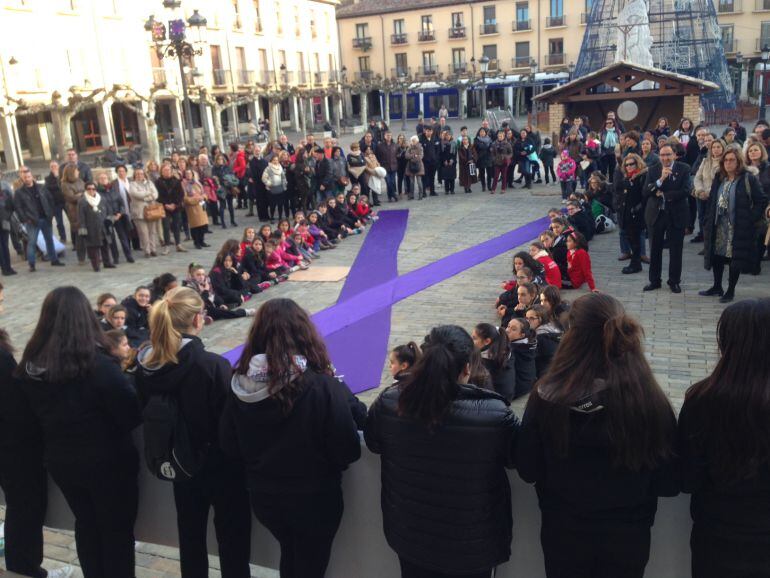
[2,174,768,577]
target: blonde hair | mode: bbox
[747,142,768,164]
[145,287,203,368]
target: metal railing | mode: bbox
[391,33,408,44]
[329,70,341,83]
[722,39,737,54]
[355,70,374,80]
[237,69,254,85]
[448,26,466,39]
[417,65,439,77]
[212,68,229,86]
[278,70,294,84]
[313,71,326,84]
[756,37,770,51]
[353,36,372,49]
[512,56,531,68]
[258,70,273,84]
[546,15,565,27]
[480,23,498,35]
[512,19,531,31]
[418,30,436,42]
[391,67,411,78]
[296,70,309,85]
[545,53,566,66]
[451,62,468,74]
[757,0,770,10]
[151,68,167,86]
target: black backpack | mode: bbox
[143,392,209,482]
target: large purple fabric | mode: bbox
[223,213,551,393]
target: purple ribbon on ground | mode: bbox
[223,212,551,393]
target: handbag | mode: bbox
[468,162,477,176]
[143,202,166,221]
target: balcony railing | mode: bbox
[237,69,254,85]
[258,70,272,84]
[546,15,565,27]
[353,36,372,49]
[151,67,167,86]
[296,70,309,85]
[391,33,408,45]
[757,0,770,10]
[391,67,411,78]
[545,53,566,66]
[512,19,531,31]
[417,65,439,77]
[581,12,590,24]
[756,37,770,51]
[212,68,229,86]
[313,71,326,84]
[278,70,295,84]
[480,23,498,35]
[418,30,436,42]
[722,39,737,54]
[451,62,468,74]
[717,0,741,12]
[512,56,531,69]
[328,70,341,83]
[355,70,374,81]
[448,26,466,39]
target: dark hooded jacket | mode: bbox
[219,355,364,493]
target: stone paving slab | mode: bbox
[2,178,768,576]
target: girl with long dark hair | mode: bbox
[389,341,422,383]
[679,298,770,578]
[221,298,364,578]
[135,287,252,578]
[365,325,519,578]
[17,286,141,578]
[517,293,678,578]
[472,323,516,401]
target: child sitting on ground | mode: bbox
[184,263,254,320]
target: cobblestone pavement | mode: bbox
[2,178,768,576]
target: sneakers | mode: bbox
[51,260,65,267]
[176,244,188,253]
[258,281,272,290]
[244,308,256,316]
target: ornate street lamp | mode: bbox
[568,61,576,81]
[761,44,770,120]
[479,54,490,118]
[144,3,207,151]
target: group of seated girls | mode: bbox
[386,290,565,404]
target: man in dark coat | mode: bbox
[419,126,441,196]
[106,165,135,264]
[62,148,92,184]
[376,132,399,202]
[248,148,270,222]
[313,148,335,200]
[642,144,690,293]
[14,167,64,272]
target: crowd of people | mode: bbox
[1,278,769,578]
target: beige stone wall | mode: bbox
[548,103,565,143]
[682,94,702,124]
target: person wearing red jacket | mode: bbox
[530,241,562,288]
[566,231,597,291]
[229,142,248,209]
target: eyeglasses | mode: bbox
[624,162,636,167]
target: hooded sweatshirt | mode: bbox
[135,335,232,460]
[219,354,365,493]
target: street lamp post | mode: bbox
[568,61,576,82]
[479,54,490,119]
[144,3,207,152]
[761,44,770,121]
[529,59,538,114]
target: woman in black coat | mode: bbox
[135,287,252,578]
[744,142,770,272]
[17,286,141,578]
[613,153,648,275]
[473,323,517,402]
[699,148,767,303]
[517,294,678,578]
[122,286,151,347]
[439,133,457,194]
[549,217,573,288]
[365,325,518,578]
[678,298,770,578]
[505,317,537,399]
[221,298,364,578]
[473,128,494,191]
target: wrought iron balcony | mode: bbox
[448,26,466,39]
[353,36,372,50]
[391,33,408,45]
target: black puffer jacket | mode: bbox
[122,296,150,347]
[364,383,519,574]
[481,354,517,402]
[511,339,537,399]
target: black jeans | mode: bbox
[173,458,252,578]
[190,226,207,248]
[0,228,12,272]
[625,219,643,269]
[48,453,139,578]
[477,165,493,190]
[0,457,47,578]
[543,164,557,184]
[711,254,741,295]
[162,211,182,246]
[109,217,133,262]
[250,486,344,578]
[648,215,685,285]
[422,162,437,194]
[219,195,236,226]
[541,519,651,578]
[691,524,770,578]
[269,192,290,220]
[53,203,67,241]
[601,153,617,183]
[399,558,491,578]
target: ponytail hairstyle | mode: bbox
[391,341,422,369]
[530,293,675,471]
[151,273,177,300]
[144,287,204,368]
[474,323,509,371]
[468,349,493,390]
[398,325,473,426]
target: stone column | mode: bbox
[169,99,185,143]
[305,97,315,131]
[0,113,22,171]
[739,64,749,102]
[96,99,116,147]
[51,109,75,158]
[418,93,425,116]
[360,91,369,127]
[289,96,301,132]
[459,88,468,119]
[505,86,514,113]
[136,101,160,164]
[343,89,353,120]
[383,91,391,126]
[322,96,331,125]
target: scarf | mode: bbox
[84,191,101,212]
[603,128,618,149]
